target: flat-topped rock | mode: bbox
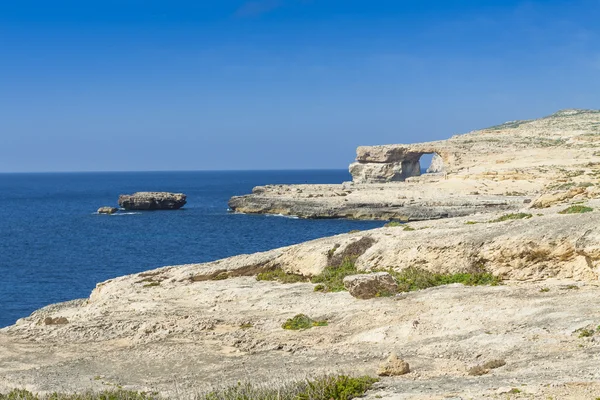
[97,206,118,215]
[118,192,187,210]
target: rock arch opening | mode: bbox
[400,152,445,180]
[421,152,445,174]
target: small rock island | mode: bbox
[118,192,187,210]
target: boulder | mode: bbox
[343,272,398,299]
[377,352,410,376]
[118,192,187,210]
[97,207,118,215]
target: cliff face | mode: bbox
[229,109,600,220]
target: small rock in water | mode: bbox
[377,352,410,376]
[97,207,118,214]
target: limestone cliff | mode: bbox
[229,109,600,220]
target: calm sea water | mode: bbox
[0,170,383,328]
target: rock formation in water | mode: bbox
[97,207,118,215]
[118,192,187,210]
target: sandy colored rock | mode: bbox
[377,352,410,376]
[343,272,398,299]
[97,207,118,214]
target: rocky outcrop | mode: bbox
[228,184,527,221]
[118,192,187,210]
[350,145,450,183]
[229,109,600,220]
[97,207,118,214]
[377,353,410,376]
[343,272,398,299]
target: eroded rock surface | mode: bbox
[343,272,398,299]
[118,192,186,210]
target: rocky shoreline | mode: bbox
[2,109,600,399]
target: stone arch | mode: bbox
[399,151,445,180]
[350,145,450,183]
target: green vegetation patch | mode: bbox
[282,314,328,330]
[384,221,403,227]
[200,375,378,400]
[311,259,358,292]
[380,267,501,292]
[0,376,379,400]
[0,390,158,400]
[488,213,532,223]
[256,268,308,284]
[559,205,594,214]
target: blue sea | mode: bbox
[0,170,383,328]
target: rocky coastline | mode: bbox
[2,109,600,399]
[229,109,600,221]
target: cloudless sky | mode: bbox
[1,0,599,172]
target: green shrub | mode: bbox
[384,221,403,227]
[488,213,532,223]
[379,267,501,292]
[142,282,160,288]
[256,268,308,283]
[211,272,229,281]
[0,390,158,400]
[578,328,595,338]
[402,225,415,231]
[200,375,378,400]
[311,259,359,292]
[282,314,328,330]
[559,205,594,214]
[0,376,379,400]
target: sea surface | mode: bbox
[0,170,383,328]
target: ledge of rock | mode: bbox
[118,192,187,210]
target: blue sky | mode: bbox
[1,0,599,172]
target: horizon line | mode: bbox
[0,167,352,175]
